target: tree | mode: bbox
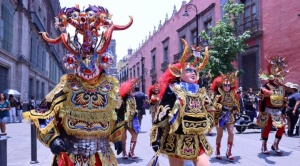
[199,0,250,78]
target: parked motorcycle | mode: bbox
[234,110,260,133]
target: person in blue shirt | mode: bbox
[0,93,10,133]
[287,84,300,136]
[134,86,146,127]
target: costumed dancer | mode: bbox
[118,79,140,159]
[149,39,214,166]
[211,72,240,160]
[257,56,289,155]
[23,4,133,166]
[148,83,160,123]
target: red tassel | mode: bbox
[58,152,74,166]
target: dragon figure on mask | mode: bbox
[23,4,133,166]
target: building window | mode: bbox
[1,1,13,53]
[29,78,33,99]
[37,44,43,70]
[41,82,45,98]
[133,66,136,78]
[30,36,37,69]
[129,68,132,79]
[163,47,168,61]
[203,19,212,34]
[241,53,258,90]
[36,80,39,100]
[0,66,8,93]
[42,49,46,72]
[152,54,156,69]
[191,30,198,45]
[241,0,257,30]
[137,66,140,77]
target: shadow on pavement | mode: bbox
[206,132,217,137]
[117,157,143,164]
[257,151,292,165]
[236,131,261,134]
[139,131,148,134]
[210,156,241,164]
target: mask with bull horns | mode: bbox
[41,4,133,82]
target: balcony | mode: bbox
[236,18,262,39]
[173,51,183,63]
[161,60,169,72]
[30,12,46,32]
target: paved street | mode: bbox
[4,112,300,166]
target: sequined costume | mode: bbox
[211,72,240,160]
[118,79,140,159]
[23,4,132,166]
[149,39,213,163]
[256,56,288,155]
[213,87,240,126]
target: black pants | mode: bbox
[287,111,299,135]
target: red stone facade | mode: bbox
[124,0,300,94]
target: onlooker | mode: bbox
[237,87,245,114]
[286,84,300,136]
[16,97,23,123]
[0,93,10,133]
[8,95,17,123]
[134,86,146,127]
[28,96,36,110]
[244,88,258,122]
[283,82,293,135]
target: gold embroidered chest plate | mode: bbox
[61,74,119,138]
[269,84,284,107]
[173,85,210,134]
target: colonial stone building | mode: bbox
[122,0,300,93]
[0,0,66,103]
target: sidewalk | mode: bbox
[5,113,300,166]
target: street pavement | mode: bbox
[5,112,300,166]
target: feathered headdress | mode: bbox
[148,83,160,97]
[119,78,139,99]
[258,56,290,83]
[168,39,209,79]
[211,71,238,92]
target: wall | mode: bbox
[261,0,300,84]
[128,0,220,92]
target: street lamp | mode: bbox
[135,51,148,93]
[183,3,199,46]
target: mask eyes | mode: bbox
[185,68,196,74]
[87,11,95,18]
[71,12,79,19]
[223,84,231,87]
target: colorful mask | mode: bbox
[169,39,209,81]
[42,4,133,82]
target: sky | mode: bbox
[59,0,187,61]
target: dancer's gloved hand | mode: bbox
[50,137,68,155]
[114,141,123,155]
[151,127,162,152]
[222,106,229,112]
[232,105,237,111]
[152,139,160,152]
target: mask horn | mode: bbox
[179,38,189,67]
[196,46,209,72]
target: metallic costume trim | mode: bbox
[160,132,212,160]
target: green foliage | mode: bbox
[200,0,250,78]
